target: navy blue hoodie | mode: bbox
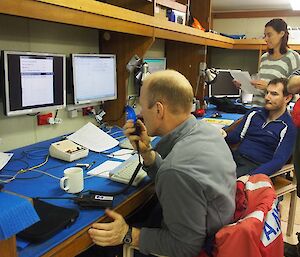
[226,107,296,175]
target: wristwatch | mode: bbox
[123,226,132,244]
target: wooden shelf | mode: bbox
[233,39,300,51]
[0,0,233,49]
[4,0,300,51]
[0,1,298,58]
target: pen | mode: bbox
[86,161,96,170]
[76,163,89,168]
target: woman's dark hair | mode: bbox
[265,18,289,55]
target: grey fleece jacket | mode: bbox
[139,116,236,257]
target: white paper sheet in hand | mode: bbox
[87,161,122,178]
[230,70,257,94]
[67,122,119,152]
[0,152,13,170]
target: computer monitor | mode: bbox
[3,51,66,116]
[71,54,117,105]
[143,57,166,74]
[208,69,241,98]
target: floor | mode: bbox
[281,194,300,245]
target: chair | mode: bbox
[224,119,298,237]
[123,174,283,257]
[269,163,297,236]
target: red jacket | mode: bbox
[213,174,283,257]
[198,174,283,257]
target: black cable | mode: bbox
[35,196,76,200]
[54,109,58,119]
[27,112,40,117]
[2,158,30,172]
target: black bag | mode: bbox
[17,199,79,243]
[209,96,248,114]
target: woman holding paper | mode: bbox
[235,18,300,106]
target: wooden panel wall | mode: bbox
[190,0,211,30]
[100,31,154,126]
[166,41,206,100]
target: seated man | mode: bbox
[88,70,236,257]
[226,77,296,178]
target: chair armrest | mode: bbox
[269,164,294,178]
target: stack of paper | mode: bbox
[67,122,119,152]
[0,152,13,171]
[201,118,234,129]
[230,70,257,94]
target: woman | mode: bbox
[236,18,300,106]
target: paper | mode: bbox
[230,70,257,94]
[67,122,119,152]
[87,160,122,178]
[0,152,13,170]
[107,149,135,161]
[201,118,234,128]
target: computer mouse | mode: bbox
[194,109,205,117]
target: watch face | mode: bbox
[123,227,132,244]
[124,235,132,244]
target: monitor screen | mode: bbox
[143,57,166,74]
[208,69,240,98]
[3,51,66,116]
[72,54,117,105]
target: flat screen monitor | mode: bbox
[72,54,117,105]
[3,51,66,116]
[143,57,166,74]
[208,69,241,98]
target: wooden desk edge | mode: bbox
[41,182,155,257]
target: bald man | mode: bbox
[88,70,236,257]
[288,69,300,94]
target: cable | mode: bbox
[31,169,61,180]
[19,155,49,173]
[54,109,58,119]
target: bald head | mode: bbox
[143,70,194,114]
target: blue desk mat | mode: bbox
[203,104,244,122]
[2,127,153,257]
[0,192,39,240]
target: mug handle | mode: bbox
[60,177,69,191]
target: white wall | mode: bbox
[0,15,165,152]
[0,15,102,152]
[209,16,300,76]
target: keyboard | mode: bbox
[109,154,147,186]
[119,138,135,150]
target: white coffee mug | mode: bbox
[60,167,84,194]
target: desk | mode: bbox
[0,130,155,257]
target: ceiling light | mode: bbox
[290,0,300,10]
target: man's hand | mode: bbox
[250,79,268,90]
[88,209,128,246]
[123,120,151,153]
[232,80,241,89]
[123,119,156,166]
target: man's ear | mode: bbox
[156,102,164,119]
[285,94,293,104]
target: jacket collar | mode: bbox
[155,115,197,159]
[256,107,290,122]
